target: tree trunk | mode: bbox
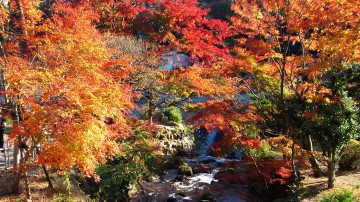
[13,135,21,169]
[303,134,321,177]
[147,92,154,124]
[32,141,53,189]
[12,106,22,193]
[11,0,28,180]
[148,108,153,124]
[291,141,298,179]
[20,144,32,201]
[34,145,53,189]
[24,171,31,201]
[308,155,321,178]
[280,68,285,102]
[42,165,53,189]
[327,149,336,189]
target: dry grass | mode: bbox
[0,170,91,202]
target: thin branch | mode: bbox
[236,136,269,190]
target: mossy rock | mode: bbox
[339,139,360,171]
[163,106,183,124]
[178,162,193,176]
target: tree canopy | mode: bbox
[0,0,359,199]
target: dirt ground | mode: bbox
[299,169,360,201]
[0,175,54,202]
[0,173,90,202]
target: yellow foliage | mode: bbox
[4,3,133,176]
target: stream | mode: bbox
[131,130,256,202]
[131,159,253,201]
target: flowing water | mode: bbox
[131,129,256,202]
[131,167,250,201]
[199,130,217,159]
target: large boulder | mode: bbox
[0,172,20,196]
[193,164,212,174]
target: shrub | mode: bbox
[96,128,164,201]
[320,189,356,202]
[52,193,74,202]
[339,139,360,171]
[95,151,163,201]
[163,106,183,123]
[249,140,276,161]
[244,158,294,200]
[96,156,142,201]
[76,126,164,201]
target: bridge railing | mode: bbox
[0,142,13,171]
[0,142,40,171]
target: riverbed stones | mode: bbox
[172,175,187,182]
[200,192,216,202]
[167,196,177,202]
[192,164,211,174]
[167,193,186,202]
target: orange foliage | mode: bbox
[188,100,261,153]
[170,66,239,98]
[244,158,293,186]
[3,2,134,176]
[228,0,360,148]
[93,0,231,65]
[231,0,360,96]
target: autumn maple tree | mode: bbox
[0,1,134,197]
[93,0,231,65]
[0,0,238,199]
[230,0,360,187]
[186,0,359,190]
[0,0,357,201]
[92,0,237,124]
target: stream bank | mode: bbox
[131,158,257,201]
[131,126,258,202]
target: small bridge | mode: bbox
[0,142,14,171]
[1,135,40,172]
